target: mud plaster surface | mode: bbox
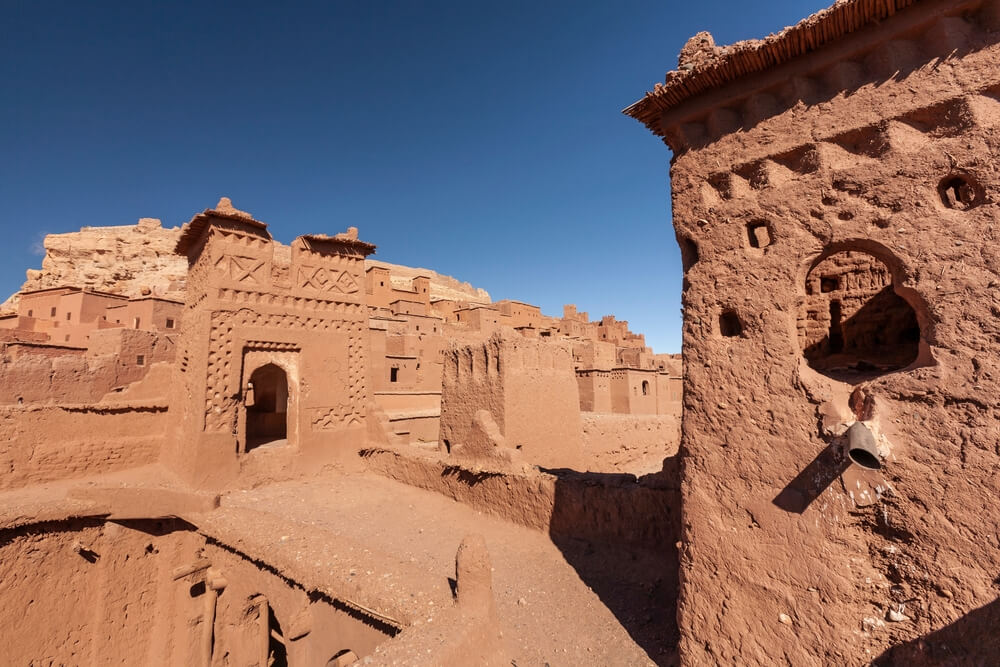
[209,473,673,666]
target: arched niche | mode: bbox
[797,244,930,384]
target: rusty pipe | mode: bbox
[845,421,881,470]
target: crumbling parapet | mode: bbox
[439,331,583,469]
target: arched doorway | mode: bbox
[246,363,288,451]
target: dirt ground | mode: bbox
[207,473,675,666]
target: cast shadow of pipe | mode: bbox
[873,596,1000,665]
[540,455,682,666]
[772,443,850,514]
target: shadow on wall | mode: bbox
[541,456,681,666]
[667,28,982,153]
[772,443,851,514]
[803,285,920,382]
[873,596,1000,666]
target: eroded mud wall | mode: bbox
[439,332,582,468]
[650,3,1000,663]
[0,519,201,665]
[0,405,168,489]
[0,519,396,666]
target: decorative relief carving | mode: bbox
[202,310,367,432]
[214,254,267,284]
[311,403,362,430]
[214,228,269,248]
[216,288,365,313]
[297,265,360,294]
[244,341,301,352]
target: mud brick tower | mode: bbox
[168,198,375,486]
[628,1,1000,663]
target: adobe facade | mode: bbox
[628,0,1000,663]
[167,199,375,486]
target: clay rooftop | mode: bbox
[624,0,927,133]
[297,230,377,257]
[175,197,270,255]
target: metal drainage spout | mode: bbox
[845,421,881,470]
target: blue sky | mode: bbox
[0,0,830,353]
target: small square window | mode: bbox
[165,318,175,329]
[50,307,56,317]
[66,312,71,321]
[136,355,145,366]
[27,310,32,317]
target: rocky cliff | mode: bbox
[2,218,489,311]
[1,218,188,312]
[366,259,490,304]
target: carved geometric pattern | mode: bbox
[244,341,301,352]
[297,265,360,294]
[216,288,364,311]
[214,229,270,249]
[215,254,267,284]
[202,309,367,432]
[311,403,362,430]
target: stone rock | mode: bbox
[1,218,187,311]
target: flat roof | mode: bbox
[20,286,128,300]
[455,304,499,313]
[128,295,185,304]
[297,232,376,257]
[495,299,540,308]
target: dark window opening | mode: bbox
[165,318,175,329]
[136,355,145,366]
[679,236,699,271]
[939,174,981,210]
[641,380,650,395]
[27,310,32,317]
[390,367,399,383]
[828,301,844,353]
[66,312,71,321]
[246,364,289,451]
[747,221,772,249]
[50,307,56,317]
[719,310,744,337]
[820,276,839,293]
